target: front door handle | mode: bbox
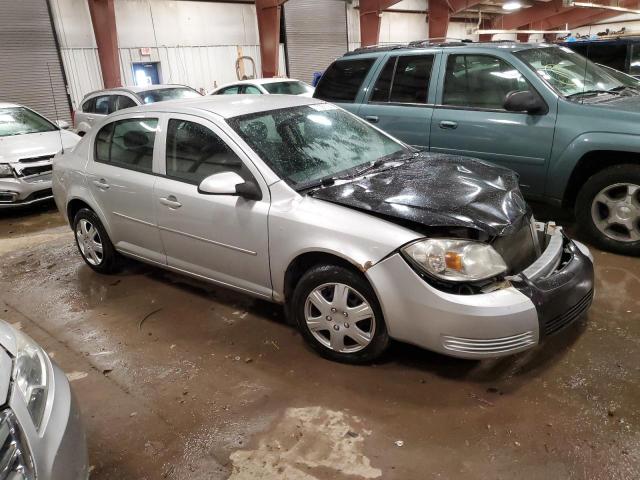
[160,195,182,209]
[364,115,379,124]
[439,120,458,130]
[92,179,110,189]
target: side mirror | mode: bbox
[56,119,70,130]
[503,90,547,114]
[198,171,262,201]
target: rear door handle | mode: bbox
[439,120,458,130]
[160,195,182,209]
[92,179,110,189]
[364,115,379,124]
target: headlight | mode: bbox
[402,238,507,282]
[0,164,13,178]
[12,330,49,431]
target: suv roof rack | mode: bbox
[344,38,473,56]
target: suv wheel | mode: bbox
[291,264,389,363]
[576,164,640,256]
[73,208,119,273]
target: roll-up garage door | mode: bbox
[284,0,348,84]
[0,0,71,122]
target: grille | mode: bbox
[544,289,594,336]
[19,164,52,177]
[493,220,538,274]
[441,331,536,355]
[18,154,54,164]
[0,409,35,480]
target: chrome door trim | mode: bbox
[157,225,257,256]
[113,211,156,227]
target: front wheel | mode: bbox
[291,264,389,364]
[73,208,119,273]
[576,164,640,256]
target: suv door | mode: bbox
[358,53,437,148]
[154,115,271,298]
[430,53,557,194]
[86,114,165,263]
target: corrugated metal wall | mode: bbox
[0,0,71,122]
[60,48,103,109]
[284,0,348,83]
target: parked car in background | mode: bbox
[210,78,314,97]
[0,103,80,208]
[53,95,593,363]
[0,319,88,479]
[561,37,640,78]
[74,84,201,136]
[314,42,640,255]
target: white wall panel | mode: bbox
[60,48,103,108]
[50,0,96,48]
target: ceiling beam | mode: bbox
[532,0,640,30]
[448,0,484,13]
[491,0,566,30]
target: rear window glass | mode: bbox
[314,58,375,103]
[138,87,201,104]
[262,81,313,95]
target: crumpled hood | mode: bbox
[0,130,80,164]
[310,153,529,237]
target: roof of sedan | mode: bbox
[134,94,323,118]
[0,103,21,109]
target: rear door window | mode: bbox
[95,118,158,173]
[242,85,262,94]
[370,54,434,104]
[314,58,376,103]
[82,98,95,113]
[219,86,240,95]
[94,95,112,115]
[116,95,137,110]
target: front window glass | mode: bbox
[165,119,250,184]
[138,87,201,104]
[95,118,158,173]
[443,54,532,109]
[243,85,262,95]
[228,104,407,189]
[515,46,624,98]
[0,107,57,137]
[262,81,314,95]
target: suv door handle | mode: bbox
[160,195,182,209]
[92,179,110,189]
[364,115,379,123]
[439,120,458,130]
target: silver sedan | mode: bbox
[0,320,88,479]
[52,95,594,363]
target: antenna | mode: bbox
[46,62,65,155]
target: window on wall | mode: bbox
[94,118,158,173]
[314,58,376,103]
[165,119,250,185]
[442,54,532,110]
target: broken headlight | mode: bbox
[13,329,50,431]
[0,164,13,178]
[402,239,507,282]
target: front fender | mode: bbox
[547,132,640,200]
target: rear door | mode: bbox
[86,114,164,263]
[357,52,438,148]
[429,52,557,194]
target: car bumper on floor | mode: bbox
[0,174,53,208]
[367,226,594,359]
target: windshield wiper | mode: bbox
[567,89,619,98]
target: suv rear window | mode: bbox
[314,58,375,103]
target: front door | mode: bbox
[358,53,437,148]
[430,53,557,194]
[86,114,164,263]
[154,115,272,298]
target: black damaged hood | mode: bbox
[310,153,529,237]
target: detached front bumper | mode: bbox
[367,225,594,359]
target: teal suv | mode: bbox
[314,42,640,255]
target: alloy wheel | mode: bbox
[304,282,376,353]
[591,182,640,243]
[76,219,104,266]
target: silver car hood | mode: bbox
[0,130,80,164]
[0,321,16,406]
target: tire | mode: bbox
[291,264,389,364]
[575,164,640,256]
[72,208,119,274]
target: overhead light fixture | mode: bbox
[571,1,640,14]
[502,1,522,10]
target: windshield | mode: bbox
[262,81,314,95]
[515,46,624,98]
[0,107,57,137]
[228,104,408,188]
[138,87,201,104]
[597,63,640,88]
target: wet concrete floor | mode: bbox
[0,201,638,479]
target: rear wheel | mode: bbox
[291,264,389,363]
[576,164,640,256]
[73,208,119,273]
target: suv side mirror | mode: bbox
[503,90,547,114]
[198,171,262,201]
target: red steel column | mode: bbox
[429,0,450,40]
[359,0,402,47]
[87,0,121,88]
[517,27,530,43]
[256,0,286,78]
